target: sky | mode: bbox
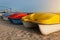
[0,0,60,12]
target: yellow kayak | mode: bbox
[22,13,60,24]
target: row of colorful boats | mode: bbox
[0,12,60,35]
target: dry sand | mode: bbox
[0,18,60,40]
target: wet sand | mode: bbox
[0,18,60,40]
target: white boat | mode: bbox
[38,24,60,35]
[2,16,8,21]
[22,21,38,28]
[22,13,60,35]
[0,13,3,16]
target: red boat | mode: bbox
[8,12,27,25]
[8,12,27,19]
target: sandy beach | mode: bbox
[0,18,60,40]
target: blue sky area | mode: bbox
[0,0,59,12]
